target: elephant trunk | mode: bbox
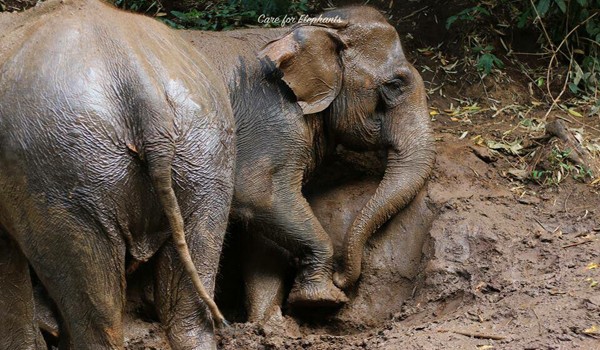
[333,66,435,289]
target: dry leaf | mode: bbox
[568,109,583,117]
[583,325,598,334]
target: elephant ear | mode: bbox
[260,25,346,114]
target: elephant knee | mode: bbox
[233,187,275,222]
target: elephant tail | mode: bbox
[147,147,228,328]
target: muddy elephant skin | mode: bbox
[183,7,435,312]
[0,1,235,349]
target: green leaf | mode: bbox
[568,82,580,94]
[492,55,505,68]
[170,10,187,19]
[576,0,587,6]
[536,0,551,16]
[158,18,182,29]
[477,54,495,74]
[446,15,458,29]
[554,0,567,13]
[517,9,532,28]
[473,6,490,16]
[472,45,483,53]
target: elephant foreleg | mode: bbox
[0,234,46,350]
[252,182,348,308]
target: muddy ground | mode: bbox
[6,1,598,349]
[120,123,600,350]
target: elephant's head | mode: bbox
[261,7,435,289]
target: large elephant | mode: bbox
[183,7,435,309]
[0,0,234,349]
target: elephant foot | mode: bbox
[287,278,348,308]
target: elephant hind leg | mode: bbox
[145,142,227,329]
[242,230,290,323]
[154,207,229,350]
[18,217,126,349]
[153,145,233,349]
[155,240,217,350]
[0,234,46,350]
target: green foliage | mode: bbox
[114,0,161,14]
[168,3,259,30]
[115,0,313,30]
[447,1,599,98]
[530,146,593,186]
[472,44,504,75]
[520,0,600,97]
[446,6,490,29]
[445,5,504,77]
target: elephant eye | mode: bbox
[379,77,405,107]
[386,77,404,89]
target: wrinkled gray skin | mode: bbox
[0,0,234,349]
[182,7,435,311]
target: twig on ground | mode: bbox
[543,51,573,119]
[398,6,430,21]
[557,115,600,133]
[562,239,595,248]
[556,115,573,123]
[564,189,574,212]
[531,307,542,336]
[534,218,552,232]
[437,328,506,340]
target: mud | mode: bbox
[117,135,599,349]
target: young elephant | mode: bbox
[183,7,435,309]
[0,0,234,349]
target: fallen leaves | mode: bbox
[585,278,598,288]
[486,139,523,155]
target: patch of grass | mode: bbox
[530,146,593,186]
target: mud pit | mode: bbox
[117,134,599,349]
